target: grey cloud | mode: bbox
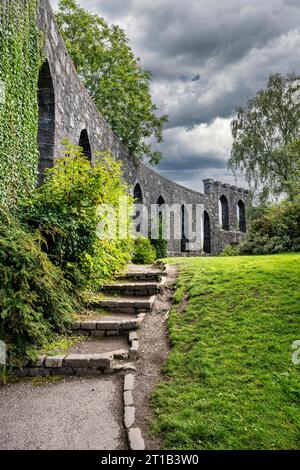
[49,0,300,189]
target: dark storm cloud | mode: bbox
[50,0,300,191]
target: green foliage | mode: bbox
[152,255,300,449]
[237,199,300,255]
[0,0,43,208]
[56,0,168,164]
[0,207,76,368]
[151,211,168,259]
[229,73,300,198]
[220,244,240,256]
[152,237,168,259]
[20,142,134,288]
[132,236,156,264]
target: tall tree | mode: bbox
[229,73,300,198]
[56,0,168,165]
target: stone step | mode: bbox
[116,264,167,282]
[101,281,161,297]
[15,334,140,377]
[71,313,146,336]
[90,295,155,314]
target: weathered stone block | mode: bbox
[124,373,134,391]
[129,331,138,342]
[89,353,112,369]
[80,321,98,330]
[106,330,119,336]
[45,355,64,368]
[64,354,90,368]
[128,428,145,450]
[91,330,105,337]
[28,368,50,377]
[124,390,133,406]
[98,321,119,330]
[124,406,135,429]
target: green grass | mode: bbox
[151,254,300,449]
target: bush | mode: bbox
[236,199,300,255]
[220,244,240,256]
[152,238,168,259]
[0,207,76,367]
[20,142,133,288]
[132,236,156,264]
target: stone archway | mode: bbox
[133,183,143,233]
[220,195,229,230]
[37,60,55,181]
[181,204,189,253]
[203,210,211,253]
[79,129,92,161]
[238,200,246,232]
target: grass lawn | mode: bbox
[151,253,300,449]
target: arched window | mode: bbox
[134,183,143,205]
[219,195,229,231]
[181,204,188,253]
[157,195,165,208]
[37,60,55,182]
[238,200,246,232]
[79,129,92,161]
[157,196,165,240]
[133,183,143,233]
[203,211,211,253]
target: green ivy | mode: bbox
[0,0,43,208]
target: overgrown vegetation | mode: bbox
[222,197,300,256]
[56,0,168,165]
[0,0,42,208]
[132,236,156,264]
[20,142,134,289]
[0,140,134,367]
[152,255,300,449]
[0,207,76,368]
[151,213,168,259]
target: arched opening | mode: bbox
[181,204,188,253]
[37,60,55,181]
[203,211,211,253]
[133,183,143,233]
[157,196,165,239]
[157,195,165,207]
[238,200,246,232]
[220,195,229,231]
[79,129,92,161]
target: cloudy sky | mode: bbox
[50,0,300,192]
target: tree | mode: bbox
[56,0,168,165]
[229,73,300,198]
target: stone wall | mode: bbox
[37,0,249,255]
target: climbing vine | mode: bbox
[0,0,43,208]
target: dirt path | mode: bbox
[133,265,177,449]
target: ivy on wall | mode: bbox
[0,0,43,208]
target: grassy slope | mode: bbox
[151,254,300,449]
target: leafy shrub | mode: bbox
[20,142,134,288]
[151,213,168,259]
[236,199,300,255]
[220,244,240,256]
[152,237,168,259]
[132,236,156,264]
[0,207,76,367]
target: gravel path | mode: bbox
[0,376,126,450]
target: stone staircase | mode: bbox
[17,264,167,377]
